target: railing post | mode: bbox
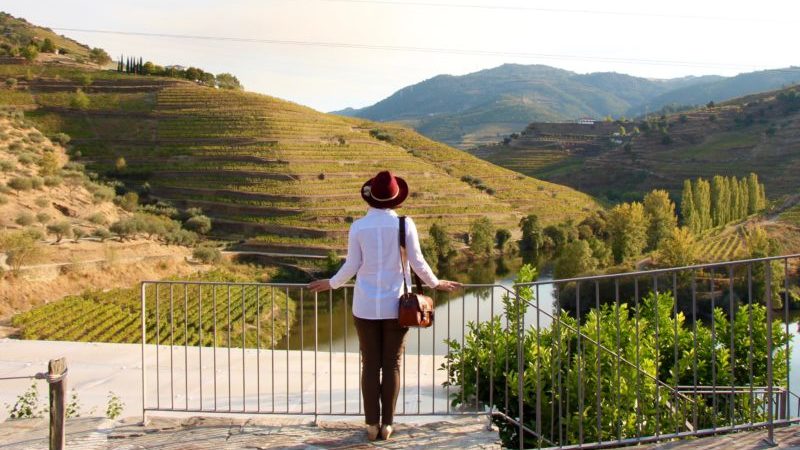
[764,262,775,446]
[516,285,524,450]
[140,282,147,426]
[48,357,67,450]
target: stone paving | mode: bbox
[1,415,799,449]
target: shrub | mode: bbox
[6,383,43,419]
[51,133,71,146]
[36,212,51,224]
[78,73,92,87]
[47,221,73,243]
[44,175,62,187]
[70,89,90,110]
[15,212,35,226]
[30,176,44,190]
[165,229,198,246]
[89,48,111,65]
[88,212,107,225]
[5,78,17,89]
[92,227,111,242]
[110,219,137,241]
[73,228,86,242]
[92,185,115,203]
[21,45,38,62]
[119,192,139,212]
[184,215,212,235]
[0,194,7,205]
[34,196,49,208]
[0,229,41,273]
[0,159,13,172]
[17,153,35,165]
[38,152,60,176]
[192,246,222,264]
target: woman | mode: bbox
[309,170,460,441]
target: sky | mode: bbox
[4,0,799,112]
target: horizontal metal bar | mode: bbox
[143,407,486,417]
[515,253,800,287]
[544,418,800,450]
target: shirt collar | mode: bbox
[367,207,398,217]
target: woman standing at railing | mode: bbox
[309,170,461,441]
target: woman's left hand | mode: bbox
[308,279,332,293]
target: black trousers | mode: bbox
[353,316,409,425]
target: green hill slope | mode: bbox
[468,86,800,202]
[0,64,598,255]
[336,63,799,149]
[0,12,91,58]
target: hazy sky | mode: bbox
[4,0,798,112]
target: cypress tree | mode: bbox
[681,179,698,233]
[139,57,143,74]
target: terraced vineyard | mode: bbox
[697,219,800,263]
[468,87,800,200]
[1,64,599,255]
[11,270,295,347]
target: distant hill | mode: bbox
[336,64,800,148]
[468,86,800,202]
[0,12,91,58]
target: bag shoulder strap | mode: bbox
[399,216,424,294]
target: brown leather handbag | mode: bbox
[397,216,435,328]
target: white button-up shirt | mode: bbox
[329,207,440,319]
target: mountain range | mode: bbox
[335,63,800,148]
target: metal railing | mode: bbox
[140,254,800,449]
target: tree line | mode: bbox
[116,54,243,90]
[681,173,766,234]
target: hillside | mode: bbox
[0,63,598,258]
[469,86,800,202]
[0,116,200,320]
[0,12,92,59]
[336,63,799,148]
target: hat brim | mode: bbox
[361,176,409,209]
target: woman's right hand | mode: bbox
[435,280,462,292]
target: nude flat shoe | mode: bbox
[380,424,393,440]
[366,424,380,441]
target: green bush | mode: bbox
[92,227,111,242]
[70,89,90,110]
[184,215,212,235]
[5,77,17,89]
[444,265,790,448]
[0,159,13,172]
[0,194,7,205]
[115,192,138,212]
[30,176,44,190]
[51,132,71,146]
[47,221,73,243]
[15,212,35,226]
[34,196,49,208]
[192,246,222,264]
[44,175,62,187]
[88,212,107,225]
[36,212,51,224]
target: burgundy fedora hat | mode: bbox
[361,171,409,209]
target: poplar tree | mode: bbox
[747,173,760,214]
[739,178,750,217]
[643,189,677,250]
[711,175,726,227]
[693,178,712,231]
[608,202,650,264]
[731,177,741,221]
[681,179,698,233]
